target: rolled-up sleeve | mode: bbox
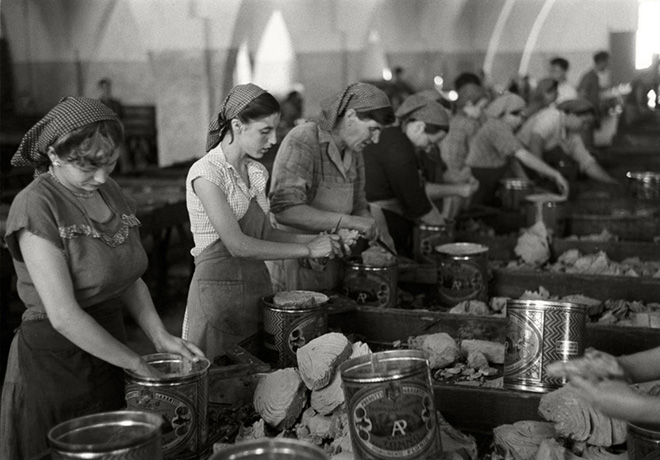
[269,131,315,214]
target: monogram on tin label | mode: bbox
[437,261,485,302]
[126,387,195,452]
[344,271,392,307]
[349,381,437,458]
[284,314,325,359]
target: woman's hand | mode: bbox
[553,172,570,197]
[306,234,341,258]
[154,334,206,363]
[348,216,379,242]
[129,357,167,379]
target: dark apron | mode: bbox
[13,298,127,459]
[184,199,272,362]
[524,146,579,195]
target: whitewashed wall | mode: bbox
[1,0,639,166]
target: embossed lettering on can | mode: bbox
[125,353,211,460]
[504,300,586,392]
[343,259,398,309]
[434,243,489,308]
[262,294,328,368]
[413,221,455,263]
[340,350,442,460]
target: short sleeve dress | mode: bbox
[0,173,148,460]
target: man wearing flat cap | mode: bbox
[363,93,478,257]
[517,98,617,186]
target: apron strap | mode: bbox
[367,201,399,254]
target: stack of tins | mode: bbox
[125,353,211,459]
[261,291,329,368]
[503,300,587,392]
[339,349,443,460]
[48,411,163,459]
[433,242,489,309]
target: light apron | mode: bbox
[270,179,354,292]
[183,199,272,362]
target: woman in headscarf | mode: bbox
[0,97,205,460]
[363,93,477,257]
[439,83,489,218]
[465,93,569,206]
[268,82,395,291]
[183,84,340,361]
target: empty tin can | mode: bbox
[627,421,660,460]
[434,242,489,308]
[412,221,455,263]
[627,171,660,199]
[48,410,163,460]
[504,300,587,392]
[499,178,534,211]
[339,349,442,460]
[262,291,329,368]
[125,353,211,459]
[209,438,329,460]
[343,258,398,308]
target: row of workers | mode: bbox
[0,81,652,459]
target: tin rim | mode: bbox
[626,171,660,183]
[124,352,210,383]
[48,410,162,453]
[262,291,329,312]
[417,220,456,232]
[500,178,534,190]
[525,193,567,204]
[209,438,329,459]
[628,421,660,439]
[434,242,488,257]
[340,349,430,383]
[346,257,398,269]
[506,299,587,313]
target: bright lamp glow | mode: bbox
[383,68,393,81]
[636,1,660,69]
[433,76,444,87]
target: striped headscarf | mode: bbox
[318,82,391,131]
[11,96,120,175]
[206,83,267,152]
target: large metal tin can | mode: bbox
[499,178,534,211]
[48,410,163,460]
[504,300,587,392]
[339,349,442,460]
[209,438,329,460]
[627,170,660,199]
[343,259,398,308]
[262,291,329,368]
[434,242,489,308]
[125,353,211,459]
[627,422,660,460]
[412,221,455,263]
